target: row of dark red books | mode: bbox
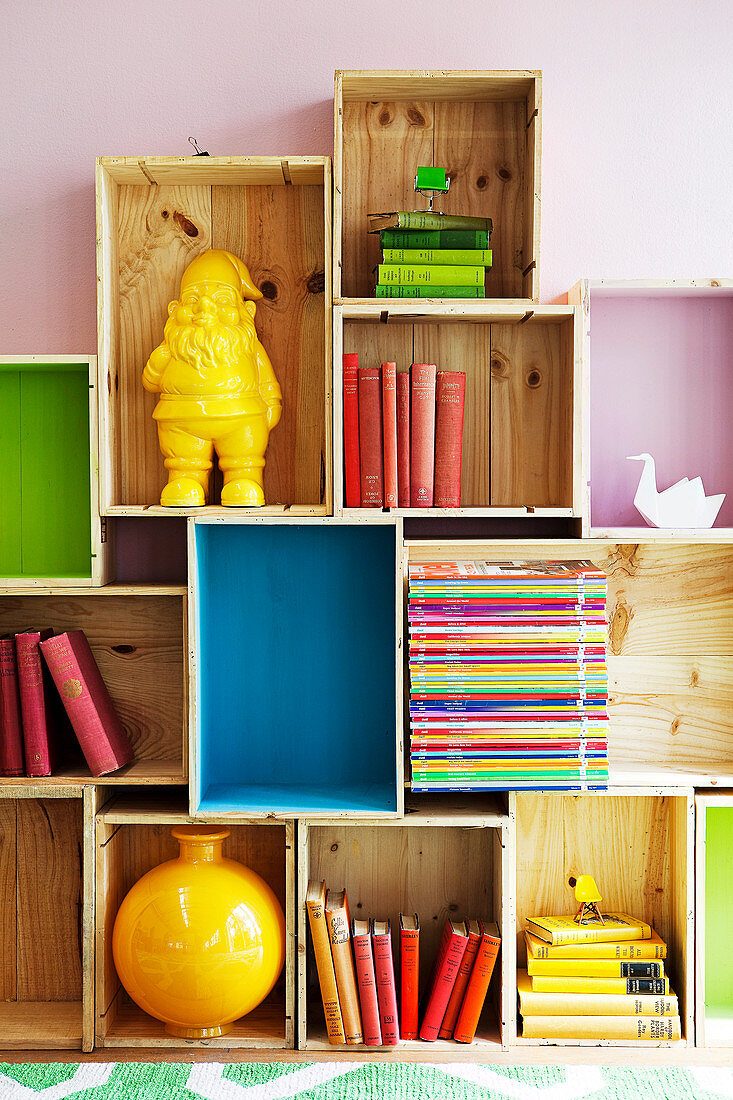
[306,880,501,1046]
[343,354,466,509]
[0,628,134,779]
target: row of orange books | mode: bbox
[518,912,681,1040]
[306,880,501,1046]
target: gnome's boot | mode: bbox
[217,416,268,507]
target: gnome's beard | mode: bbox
[165,317,254,377]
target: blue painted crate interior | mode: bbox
[194,522,398,814]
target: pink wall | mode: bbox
[2,0,732,352]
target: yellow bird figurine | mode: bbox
[574,874,605,926]
[143,249,282,507]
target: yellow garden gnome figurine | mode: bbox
[143,249,282,507]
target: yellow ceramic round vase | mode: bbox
[112,826,285,1039]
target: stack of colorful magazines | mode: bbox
[408,561,610,791]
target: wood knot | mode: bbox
[476,175,488,190]
[568,876,577,888]
[406,106,426,126]
[260,280,278,300]
[161,209,169,218]
[448,903,459,912]
[497,166,513,182]
[671,717,680,736]
[608,597,631,653]
[330,842,338,852]
[491,357,507,377]
[690,668,699,687]
[112,644,135,654]
[307,270,325,294]
[378,108,391,126]
[526,369,542,388]
[173,211,199,237]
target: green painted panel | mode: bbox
[19,369,92,577]
[705,807,733,1011]
[0,373,22,574]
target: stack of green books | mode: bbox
[368,211,493,299]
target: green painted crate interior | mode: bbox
[0,362,92,578]
[705,806,733,1029]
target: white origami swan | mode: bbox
[627,453,725,528]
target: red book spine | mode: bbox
[434,371,466,508]
[410,363,436,507]
[419,921,468,1041]
[396,371,411,507]
[16,629,56,777]
[343,353,361,508]
[0,639,24,777]
[372,922,399,1045]
[382,362,398,508]
[400,922,420,1040]
[358,368,384,506]
[438,920,482,1039]
[352,928,382,1046]
[40,631,134,777]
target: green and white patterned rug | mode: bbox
[2,1063,733,1099]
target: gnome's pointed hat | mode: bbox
[180,249,263,301]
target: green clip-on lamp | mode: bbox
[414,166,451,212]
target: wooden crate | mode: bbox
[406,538,733,786]
[335,303,582,516]
[335,71,541,302]
[298,797,511,1052]
[188,516,404,818]
[567,279,733,539]
[0,785,95,1051]
[0,586,187,787]
[96,156,332,516]
[695,792,733,1048]
[94,794,295,1048]
[512,789,694,1047]
[0,355,111,586]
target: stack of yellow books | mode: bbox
[518,914,681,1040]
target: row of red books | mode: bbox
[0,628,134,779]
[306,880,501,1046]
[343,354,466,509]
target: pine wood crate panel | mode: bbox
[405,539,733,782]
[298,810,510,1052]
[335,71,540,301]
[0,790,91,1050]
[0,587,186,786]
[513,792,694,1047]
[95,811,294,1049]
[336,306,580,514]
[0,356,110,586]
[96,156,332,515]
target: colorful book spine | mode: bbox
[352,919,382,1046]
[305,881,346,1045]
[521,1015,681,1041]
[400,913,419,1040]
[520,974,674,1007]
[357,368,383,507]
[396,372,411,507]
[376,285,483,298]
[531,975,669,995]
[453,922,501,1044]
[433,371,466,509]
[325,889,363,1044]
[0,638,24,777]
[526,958,664,978]
[525,913,651,945]
[372,920,399,1045]
[439,918,482,1039]
[378,265,485,287]
[15,629,56,777]
[380,229,491,249]
[382,361,398,509]
[525,929,667,960]
[343,352,360,508]
[419,919,468,1041]
[410,363,437,508]
[39,631,134,777]
[382,248,492,266]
